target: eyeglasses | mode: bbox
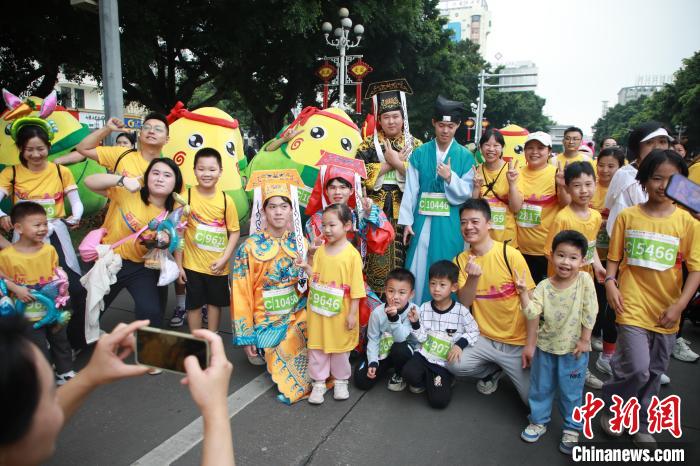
[563,136,581,142]
[141,124,167,134]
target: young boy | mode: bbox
[402,260,479,409]
[176,148,240,332]
[0,202,75,384]
[354,268,418,392]
[518,230,598,455]
[544,161,605,282]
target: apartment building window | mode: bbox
[59,87,72,107]
[74,88,85,108]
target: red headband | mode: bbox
[166,101,239,129]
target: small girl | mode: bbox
[298,203,366,404]
[590,147,624,374]
[602,150,700,445]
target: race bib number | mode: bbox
[624,229,679,271]
[383,169,398,185]
[24,300,47,321]
[262,286,299,316]
[489,205,507,230]
[516,203,542,228]
[194,224,227,252]
[585,240,596,264]
[596,223,610,250]
[35,198,57,219]
[422,331,452,361]
[309,282,344,317]
[378,332,394,360]
[297,185,312,208]
[418,192,450,217]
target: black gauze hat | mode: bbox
[434,95,465,123]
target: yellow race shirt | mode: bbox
[689,162,700,185]
[608,205,700,334]
[544,206,602,274]
[0,244,59,322]
[102,187,164,263]
[516,164,560,255]
[96,146,152,177]
[307,243,366,353]
[183,187,240,275]
[590,185,610,258]
[479,163,519,247]
[550,153,594,168]
[454,242,535,345]
[0,163,77,219]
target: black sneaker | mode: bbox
[387,373,407,392]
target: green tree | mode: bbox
[483,90,555,132]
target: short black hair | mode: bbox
[115,132,136,146]
[552,230,588,258]
[564,126,583,138]
[323,203,353,224]
[386,267,415,290]
[459,198,491,221]
[428,260,459,284]
[636,149,688,186]
[597,147,625,167]
[193,147,222,168]
[479,128,505,148]
[263,196,291,209]
[0,315,40,445]
[325,177,352,190]
[143,112,169,134]
[10,201,47,224]
[564,161,596,185]
[140,158,184,211]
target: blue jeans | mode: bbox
[528,348,588,431]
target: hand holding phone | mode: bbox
[665,174,700,213]
[136,327,211,375]
[180,329,234,415]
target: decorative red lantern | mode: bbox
[316,61,338,109]
[348,59,373,113]
[465,117,475,141]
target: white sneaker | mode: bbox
[333,379,350,400]
[660,373,670,385]
[148,368,163,375]
[387,373,407,392]
[247,354,266,366]
[308,381,327,404]
[672,337,699,363]
[591,336,603,352]
[584,369,603,389]
[477,369,503,395]
[596,354,613,376]
[56,370,77,386]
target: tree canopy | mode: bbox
[0,0,555,140]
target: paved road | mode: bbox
[49,288,700,465]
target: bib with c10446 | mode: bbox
[624,229,679,271]
[418,192,450,217]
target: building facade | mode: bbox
[438,0,492,54]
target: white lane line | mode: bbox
[132,372,273,466]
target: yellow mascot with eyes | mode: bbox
[163,102,249,219]
[244,106,362,208]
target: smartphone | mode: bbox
[135,327,210,375]
[665,174,700,214]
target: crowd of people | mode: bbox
[0,80,699,464]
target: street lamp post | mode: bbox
[321,8,364,110]
[675,124,686,141]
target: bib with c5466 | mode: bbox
[309,282,344,317]
[422,330,452,361]
[418,192,450,217]
[624,229,679,271]
[516,202,542,227]
[262,286,299,316]
[194,224,227,252]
